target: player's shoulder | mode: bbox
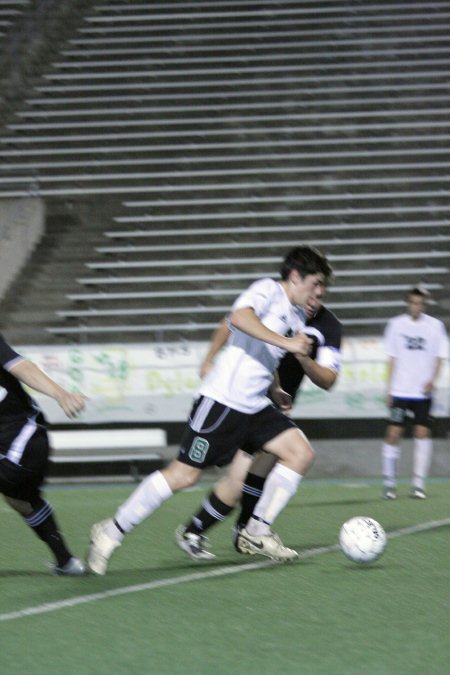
[386,313,407,328]
[318,305,342,328]
[422,313,446,329]
[307,305,342,347]
[248,277,278,293]
[310,305,342,334]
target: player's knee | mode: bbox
[284,441,315,473]
[414,426,430,440]
[3,496,33,516]
[163,461,201,491]
[301,443,315,470]
[385,425,402,444]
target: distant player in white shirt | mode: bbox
[87,245,333,573]
[381,287,448,500]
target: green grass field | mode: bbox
[1,479,449,674]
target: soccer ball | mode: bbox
[339,516,387,564]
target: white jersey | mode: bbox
[199,277,306,413]
[384,312,448,399]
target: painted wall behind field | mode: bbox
[17,338,449,425]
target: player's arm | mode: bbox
[199,318,230,378]
[294,353,338,390]
[385,356,395,406]
[229,307,312,355]
[268,371,292,412]
[8,358,86,419]
[423,356,444,395]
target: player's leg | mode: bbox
[88,459,201,574]
[1,429,85,576]
[174,399,249,560]
[246,426,313,528]
[3,492,85,575]
[236,408,314,561]
[410,399,434,498]
[88,397,240,573]
[184,450,251,535]
[176,450,252,560]
[235,451,277,531]
[382,399,405,499]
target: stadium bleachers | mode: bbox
[0,0,30,43]
[0,0,449,343]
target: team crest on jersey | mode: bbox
[188,436,209,463]
[403,335,426,350]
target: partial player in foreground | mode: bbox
[176,284,342,561]
[381,287,448,500]
[0,334,86,575]
[87,245,332,574]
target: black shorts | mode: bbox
[0,425,49,502]
[177,396,297,469]
[388,397,433,428]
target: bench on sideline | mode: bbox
[48,427,167,466]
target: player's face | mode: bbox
[291,272,325,308]
[305,282,326,318]
[407,294,425,319]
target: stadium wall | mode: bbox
[0,197,45,300]
[18,339,449,438]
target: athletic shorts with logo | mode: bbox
[388,397,433,428]
[178,395,297,469]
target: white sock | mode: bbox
[114,470,173,534]
[382,443,400,488]
[247,463,302,536]
[413,437,433,490]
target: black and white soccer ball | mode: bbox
[339,517,387,564]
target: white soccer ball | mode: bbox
[339,516,387,564]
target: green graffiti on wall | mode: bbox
[146,369,199,397]
[95,352,129,380]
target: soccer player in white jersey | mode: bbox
[175,284,342,562]
[87,245,333,574]
[381,287,448,500]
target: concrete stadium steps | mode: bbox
[0,0,449,343]
[0,0,30,42]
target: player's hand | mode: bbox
[423,380,434,395]
[199,358,214,379]
[286,332,313,356]
[57,391,87,419]
[271,387,292,412]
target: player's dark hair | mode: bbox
[408,286,430,300]
[280,245,333,282]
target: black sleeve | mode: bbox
[276,352,306,401]
[276,307,343,401]
[308,308,342,350]
[0,334,22,368]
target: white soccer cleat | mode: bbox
[87,519,122,575]
[175,525,216,561]
[410,487,427,499]
[382,487,397,500]
[236,527,299,562]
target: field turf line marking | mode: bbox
[1,517,449,623]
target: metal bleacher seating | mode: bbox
[0,1,29,42]
[0,0,449,344]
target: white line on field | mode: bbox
[1,517,449,623]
